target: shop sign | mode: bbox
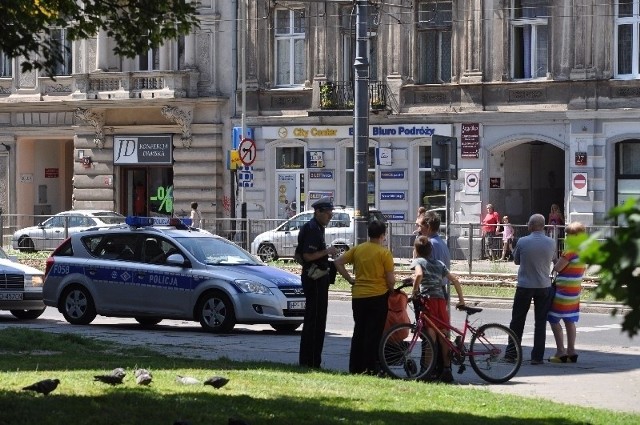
[380,170,405,179]
[45,168,59,178]
[309,170,334,179]
[461,123,480,158]
[307,151,325,168]
[380,192,405,200]
[114,135,173,165]
[261,124,453,139]
[382,212,406,221]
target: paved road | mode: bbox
[1,300,639,415]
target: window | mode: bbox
[276,146,304,169]
[139,47,160,71]
[616,0,640,78]
[50,28,72,75]
[510,0,549,79]
[418,146,446,208]
[616,140,640,223]
[345,147,377,207]
[417,1,452,83]
[340,6,378,82]
[0,51,12,77]
[275,8,306,86]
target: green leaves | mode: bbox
[0,0,199,77]
[577,198,640,337]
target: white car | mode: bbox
[0,247,46,319]
[250,207,386,262]
[12,210,125,252]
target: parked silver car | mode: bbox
[43,216,305,333]
[0,247,46,319]
[12,210,125,252]
[250,207,386,262]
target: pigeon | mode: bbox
[94,374,125,385]
[136,372,153,385]
[204,376,229,389]
[176,375,201,385]
[110,367,127,379]
[134,368,152,378]
[22,378,60,396]
[94,367,127,385]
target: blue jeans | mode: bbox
[508,286,553,361]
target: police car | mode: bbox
[42,217,305,333]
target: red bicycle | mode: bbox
[379,290,523,384]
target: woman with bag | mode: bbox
[334,220,395,375]
[547,222,587,363]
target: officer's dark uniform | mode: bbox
[298,198,333,368]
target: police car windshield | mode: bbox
[174,236,258,266]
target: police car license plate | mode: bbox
[288,301,305,310]
[0,293,23,301]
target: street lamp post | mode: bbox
[353,0,370,245]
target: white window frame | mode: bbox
[274,7,306,87]
[615,0,640,79]
[510,0,549,80]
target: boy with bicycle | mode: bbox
[410,236,466,383]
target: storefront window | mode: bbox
[345,147,376,207]
[616,140,640,209]
[276,146,304,169]
[419,145,446,208]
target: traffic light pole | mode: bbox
[353,0,370,245]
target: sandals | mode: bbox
[548,355,568,363]
[548,354,578,363]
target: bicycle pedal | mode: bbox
[457,365,466,374]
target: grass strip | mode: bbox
[1,328,638,425]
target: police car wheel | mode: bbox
[61,285,97,325]
[10,308,46,320]
[197,290,236,333]
[257,244,277,262]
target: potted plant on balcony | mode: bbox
[320,82,336,109]
[370,97,386,110]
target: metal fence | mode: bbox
[1,214,619,274]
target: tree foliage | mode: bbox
[0,0,199,76]
[573,198,640,337]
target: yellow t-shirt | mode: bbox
[341,241,394,298]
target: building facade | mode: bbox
[234,0,640,229]
[0,1,235,229]
[3,0,640,238]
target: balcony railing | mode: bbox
[320,80,388,110]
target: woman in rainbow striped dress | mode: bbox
[548,222,588,363]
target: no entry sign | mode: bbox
[572,172,587,196]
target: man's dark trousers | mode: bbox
[508,286,553,361]
[299,275,330,368]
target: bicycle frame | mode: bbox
[415,298,498,360]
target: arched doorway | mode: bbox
[490,141,566,226]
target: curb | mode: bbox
[328,291,627,315]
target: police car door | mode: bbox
[133,236,192,317]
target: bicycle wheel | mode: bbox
[379,323,436,380]
[469,323,522,383]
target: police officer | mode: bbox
[298,196,338,368]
